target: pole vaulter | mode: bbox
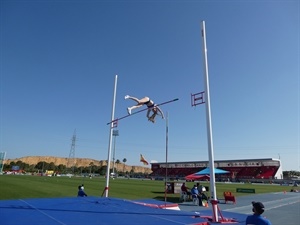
[107,98,179,126]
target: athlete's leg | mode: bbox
[128,104,143,111]
[138,97,150,103]
[125,95,140,103]
[125,95,149,103]
[127,97,150,115]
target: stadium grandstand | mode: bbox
[150,158,283,181]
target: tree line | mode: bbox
[3,160,298,179]
[3,158,148,177]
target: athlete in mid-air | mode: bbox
[125,95,164,123]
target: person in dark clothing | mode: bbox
[181,182,191,200]
[191,185,203,206]
[246,201,272,225]
[77,185,87,197]
[196,183,209,201]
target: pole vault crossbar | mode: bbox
[107,98,179,125]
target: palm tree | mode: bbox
[89,162,94,174]
[122,158,127,173]
[115,159,120,173]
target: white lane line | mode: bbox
[224,196,300,213]
[19,199,67,225]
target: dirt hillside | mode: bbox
[4,156,152,174]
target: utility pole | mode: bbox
[67,129,76,174]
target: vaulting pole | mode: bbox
[201,21,218,222]
[104,75,118,197]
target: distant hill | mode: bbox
[4,156,152,174]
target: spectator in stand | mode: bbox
[77,185,87,197]
[246,201,272,225]
[181,182,191,200]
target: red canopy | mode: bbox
[185,174,210,181]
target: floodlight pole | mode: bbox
[201,21,218,222]
[104,75,118,197]
[112,129,119,175]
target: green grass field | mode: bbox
[0,175,295,202]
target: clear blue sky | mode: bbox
[1,0,299,171]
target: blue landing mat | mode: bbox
[0,197,246,225]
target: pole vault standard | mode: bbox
[103,75,118,197]
[201,21,218,222]
[164,112,169,207]
[107,98,179,126]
